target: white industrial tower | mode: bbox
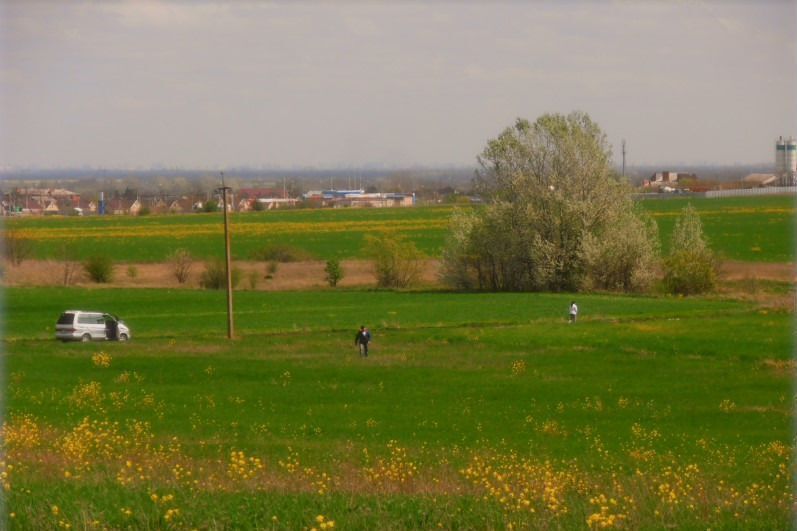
[775,136,797,185]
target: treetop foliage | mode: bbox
[670,204,710,255]
[476,112,614,202]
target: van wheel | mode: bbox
[81,334,92,342]
[118,333,128,342]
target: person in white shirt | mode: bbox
[569,301,578,323]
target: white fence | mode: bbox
[702,186,797,198]
[635,187,797,200]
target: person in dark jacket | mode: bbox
[355,325,371,357]
[105,315,118,340]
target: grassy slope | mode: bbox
[2,286,793,528]
[3,194,794,262]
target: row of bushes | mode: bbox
[0,245,348,289]
[1,235,402,289]
[0,240,344,289]
[75,245,380,289]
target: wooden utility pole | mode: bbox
[218,172,234,339]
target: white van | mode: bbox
[55,311,131,342]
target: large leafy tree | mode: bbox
[442,112,658,292]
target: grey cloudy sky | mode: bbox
[1,1,795,169]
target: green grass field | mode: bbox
[640,195,796,262]
[3,194,794,263]
[4,205,453,262]
[2,286,793,529]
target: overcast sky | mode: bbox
[1,1,795,170]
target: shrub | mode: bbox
[126,265,139,279]
[580,208,660,293]
[169,248,194,284]
[324,259,344,287]
[247,270,259,289]
[84,255,115,283]
[59,243,79,286]
[663,205,718,295]
[265,261,278,279]
[664,251,717,295]
[440,209,482,289]
[3,231,34,266]
[366,233,423,288]
[62,261,79,286]
[251,244,313,263]
[200,259,241,290]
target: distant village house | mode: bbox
[2,187,81,215]
[643,171,697,189]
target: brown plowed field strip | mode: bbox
[1,259,442,290]
[2,259,792,290]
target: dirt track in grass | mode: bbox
[718,261,795,282]
[1,259,443,290]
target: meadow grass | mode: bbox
[2,286,793,529]
[2,194,794,263]
[3,206,453,262]
[641,195,796,262]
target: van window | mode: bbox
[77,313,103,325]
[57,313,75,325]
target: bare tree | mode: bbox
[60,243,80,286]
[3,230,34,266]
[169,248,194,284]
